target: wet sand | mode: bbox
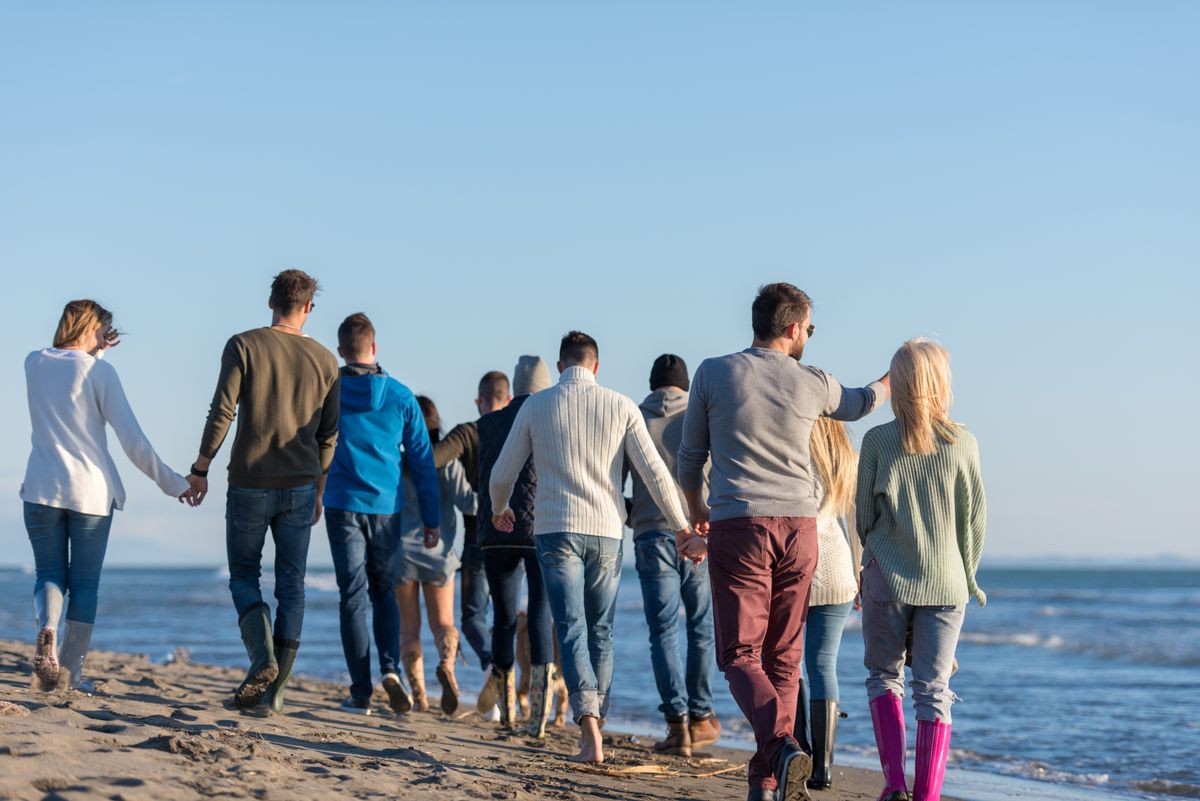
[0,639,957,801]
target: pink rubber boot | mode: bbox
[913,719,952,801]
[869,692,909,801]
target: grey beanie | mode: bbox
[513,355,552,396]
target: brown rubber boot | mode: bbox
[434,627,461,716]
[654,714,692,756]
[401,641,428,713]
[689,712,722,750]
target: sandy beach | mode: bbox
[0,639,961,801]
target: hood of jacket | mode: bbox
[339,363,388,413]
[639,387,689,419]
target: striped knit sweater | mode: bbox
[490,366,689,539]
[856,419,987,607]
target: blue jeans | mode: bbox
[861,562,965,722]
[226,483,316,645]
[634,531,715,720]
[484,547,554,669]
[803,601,853,701]
[536,532,623,722]
[326,508,402,699]
[24,502,113,625]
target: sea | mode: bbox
[1,564,1197,801]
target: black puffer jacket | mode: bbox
[476,395,536,549]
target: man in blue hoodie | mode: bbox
[321,313,442,715]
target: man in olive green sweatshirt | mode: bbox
[186,269,340,713]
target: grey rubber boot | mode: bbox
[234,604,278,709]
[32,585,65,690]
[58,619,95,692]
[522,663,556,738]
[266,639,298,714]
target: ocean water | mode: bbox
[1,564,1197,801]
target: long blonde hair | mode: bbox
[53,300,117,349]
[810,417,857,517]
[890,338,958,455]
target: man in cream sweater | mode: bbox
[490,331,697,764]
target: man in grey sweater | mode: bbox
[627,355,720,758]
[677,283,889,801]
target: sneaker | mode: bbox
[381,672,413,715]
[339,696,372,715]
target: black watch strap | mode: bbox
[190,464,209,478]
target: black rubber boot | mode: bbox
[266,638,298,714]
[807,700,838,790]
[234,604,278,709]
[792,689,811,754]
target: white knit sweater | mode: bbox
[809,508,862,607]
[21,348,190,516]
[490,366,689,539]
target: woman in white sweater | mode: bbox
[22,300,194,692]
[796,417,862,791]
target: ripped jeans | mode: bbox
[535,532,623,722]
[861,561,965,722]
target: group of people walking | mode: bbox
[20,273,986,801]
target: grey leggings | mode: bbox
[861,562,964,723]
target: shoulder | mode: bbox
[861,420,899,449]
[388,376,416,402]
[951,426,979,457]
[796,363,836,387]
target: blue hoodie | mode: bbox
[323,364,440,525]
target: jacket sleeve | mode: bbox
[198,336,243,459]
[400,390,441,530]
[624,400,689,532]
[96,363,190,498]
[317,372,340,474]
[444,460,478,516]
[956,437,988,607]
[433,422,472,470]
[676,364,710,493]
[823,371,888,422]
[489,401,534,516]
[854,432,880,549]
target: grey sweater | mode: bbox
[627,388,709,538]
[678,347,886,521]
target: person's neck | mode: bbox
[655,385,686,393]
[270,314,307,334]
[751,337,792,354]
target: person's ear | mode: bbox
[336,345,346,359]
[370,341,377,357]
[267,297,276,311]
[591,360,599,375]
[556,360,566,374]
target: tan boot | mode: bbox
[434,627,461,716]
[689,713,722,750]
[654,714,692,756]
[477,666,503,715]
[401,642,428,713]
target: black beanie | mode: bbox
[650,354,689,391]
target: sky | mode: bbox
[0,2,1196,566]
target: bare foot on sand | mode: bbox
[567,715,604,763]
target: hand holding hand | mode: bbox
[688,503,711,537]
[423,527,440,549]
[493,508,516,533]
[178,486,200,507]
[185,474,208,507]
[675,528,707,564]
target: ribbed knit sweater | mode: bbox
[809,511,862,607]
[490,366,689,539]
[856,419,987,607]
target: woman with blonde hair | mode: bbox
[22,300,195,692]
[795,416,862,791]
[858,339,986,801]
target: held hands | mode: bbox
[675,528,708,564]
[493,508,516,534]
[688,501,711,537]
[180,474,208,507]
[423,527,440,549]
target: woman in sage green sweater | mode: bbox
[857,339,986,801]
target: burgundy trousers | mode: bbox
[707,516,818,790]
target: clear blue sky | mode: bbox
[1,3,1195,565]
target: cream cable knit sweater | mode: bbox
[490,366,689,539]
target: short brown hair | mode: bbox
[270,269,319,315]
[417,395,441,441]
[752,283,812,340]
[478,370,509,402]
[53,299,115,349]
[559,330,599,366]
[338,313,375,356]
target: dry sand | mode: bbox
[0,639,959,801]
